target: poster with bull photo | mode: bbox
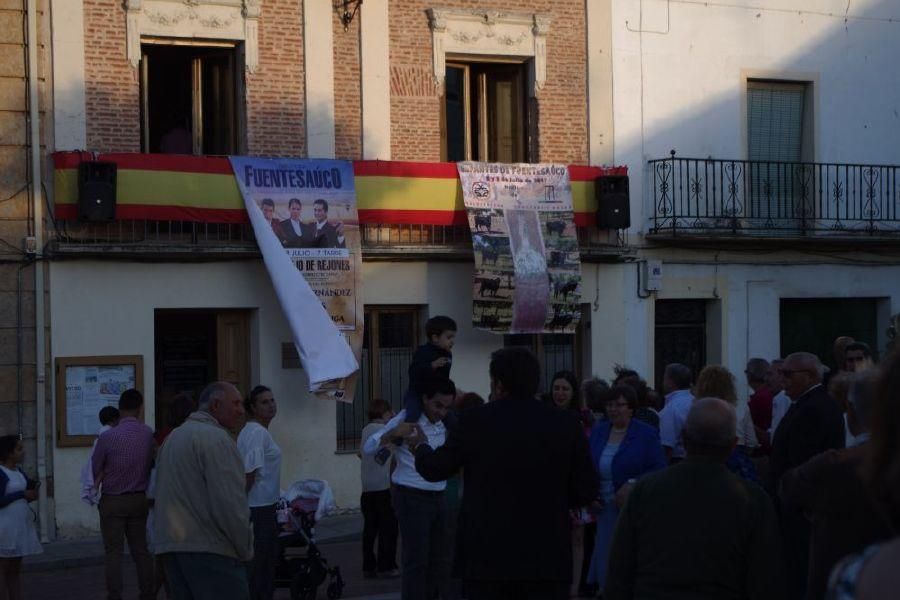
[458,162,582,334]
[230,157,361,402]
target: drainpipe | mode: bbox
[26,0,49,542]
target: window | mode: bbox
[141,42,241,155]
[336,307,421,452]
[747,80,810,162]
[503,331,582,393]
[654,300,707,393]
[443,62,527,162]
[746,79,813,219]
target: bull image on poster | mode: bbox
[230,157,361,401]
[458,162,582,334]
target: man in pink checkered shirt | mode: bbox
[92,388,156,600]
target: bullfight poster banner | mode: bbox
[230,157,361,402]
[458,162,582,334]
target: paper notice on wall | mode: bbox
[229,157,361,401]
[458,162,582,334]
[65,365,136,436]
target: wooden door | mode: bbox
[216,310,251,397]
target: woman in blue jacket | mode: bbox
[587,385,667,591]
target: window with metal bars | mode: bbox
[336,307,421,453]
[503,329,583,395]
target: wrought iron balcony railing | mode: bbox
[649,153,900,237]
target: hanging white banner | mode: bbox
[229,157,360,400]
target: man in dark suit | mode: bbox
[769,351,845,600]
[605,397,785,600]
[780,370,892,600]
[310,199,346,248]
[279,198,311,247]
[410,347,599,600]
[260,198,286,243]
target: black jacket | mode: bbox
[309,221,346,248]
[606,458,785,600]
[408,342,452,395]
[768,384,845,493]
[768,383,845,599]
[414,397,599,583]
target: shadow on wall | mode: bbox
[609,0,900,230]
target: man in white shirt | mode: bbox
[658,363,695,463]
[362,379,455,599]
[768,359,792,437]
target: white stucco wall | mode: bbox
[49,260,505,538]
[611,0,900,228]
[625,258,900,399]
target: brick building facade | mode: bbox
[80,0,594,164]
[0,0,51,537]
[43,0,612,538]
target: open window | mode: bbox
[141,41,242,155]
[443,61,527,163]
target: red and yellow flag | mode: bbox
[53,152,626,227]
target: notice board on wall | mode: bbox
[55,355,143,447]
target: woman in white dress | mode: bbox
[0,435,42,600]
[237,386,282,600]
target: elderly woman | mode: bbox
[587,385,666,592]
[0,435,42,600]
[695,365,759,483]
[237,386,282,600]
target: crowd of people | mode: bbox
[360,322,900,600]
[2,318,900,600]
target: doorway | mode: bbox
[654,300,708,392]
[780,298,879,371]
[154,309,251,432]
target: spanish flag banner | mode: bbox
[53,152,626,227]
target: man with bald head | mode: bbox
[605,397,783,600]
[769,352,844,599]
[154,382,253,599]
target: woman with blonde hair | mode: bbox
[694,365,759,483]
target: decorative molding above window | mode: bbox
[426,8,551,95]
[124,0,261,72]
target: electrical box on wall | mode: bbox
[643,260,663,291]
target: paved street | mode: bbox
[23,515,402,600]
[23,539,401,600]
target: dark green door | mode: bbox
[779,298,878,372]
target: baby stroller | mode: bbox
[274,480,345,600]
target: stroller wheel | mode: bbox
[326,581,342,600]
[290,574,317,600]
[290,584,316,600]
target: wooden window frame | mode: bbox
[55,355,144,447]
[442,59,528,163]
[140,39,244,155]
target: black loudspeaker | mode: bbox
[77,161,117,222]
[596,175,631,229]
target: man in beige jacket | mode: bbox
[154,381,254,599]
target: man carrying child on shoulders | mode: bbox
[362,378,457,600]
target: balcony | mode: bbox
[49,153,630,261]
[648,154,900,242]
[51,220,627,261]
